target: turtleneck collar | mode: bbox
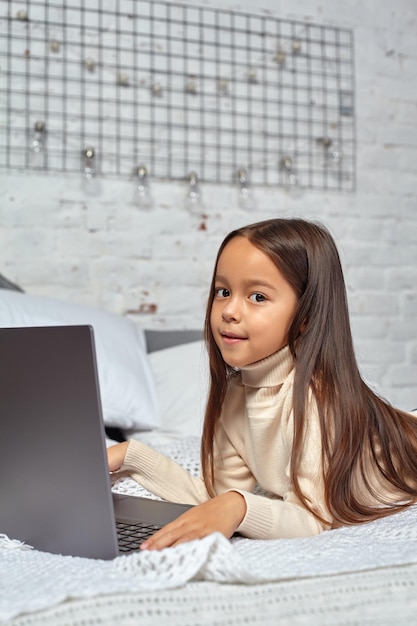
[239,345,294,388]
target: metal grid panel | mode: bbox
[0,0,356,189]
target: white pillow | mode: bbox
[0,290,158,430]
[148,340,208,437]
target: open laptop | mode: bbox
[0,325,192,559]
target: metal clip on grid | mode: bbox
[83,147,96,180]
[279,156,298,188]
[236,167,255,211]
[185,171,202,214]
[81,147,101,195]
[30,121,46,154]
[135,165,152,209]
[316,137,343,167]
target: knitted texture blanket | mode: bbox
[2,437,417,623]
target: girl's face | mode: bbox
[210,236,298,368]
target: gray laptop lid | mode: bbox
[0,325,192,559]
[0,325,121,559]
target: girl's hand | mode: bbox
[107,441,129,472]
[140,491,247,550]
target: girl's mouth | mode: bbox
[220,332,247,345]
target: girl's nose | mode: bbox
[221,299,240,322]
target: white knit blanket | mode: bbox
[2,437,417,623]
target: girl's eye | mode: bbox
[215,288,230,298]
[249,293,266,303]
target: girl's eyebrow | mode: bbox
[214,274,278,291]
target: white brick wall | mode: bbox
[0,0,416,410]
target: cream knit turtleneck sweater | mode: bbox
[122,346,332,539]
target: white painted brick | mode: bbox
[398,244,417,266]
[323,193,396,222]
[390,320,417,342]
[391,2,417,31]
[343,244,403,268]
[356,339,405,365]
[4,227,58,259]
[404,293,417,316]
[395,220,417,243]
[386,268,417,290]
[358,168,417,195]
[83,203,113,232]
[13,258,91,290]
[386,388,417,412]
[126,312,205,331]
[394,100,417,126]
[356,88,397,124]
[358,145,417,173]
[350,315,390,339]
[400,197,417,219]
[152,232,221,262]
[348,292,400,316]
[96,290,127,315]
[369,73,417,101]
[346,268,387,290]
[379,125,417,148]
[338,217,388,241]
[359,363,389,388]
[389,364,417,387]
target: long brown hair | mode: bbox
[201,218,417,526]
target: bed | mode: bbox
[1,288,417,626]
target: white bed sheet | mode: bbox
[5,567,417,626]
[2,432,417,626]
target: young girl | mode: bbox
[108,218,417,550]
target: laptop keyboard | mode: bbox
[116,520,161,552]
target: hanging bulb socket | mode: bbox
[83,147,96,179]
[135,164,152,209]
[31,121,46,153]
[235,167,255,210]
[279,155,298,187]
[185,171,203,214]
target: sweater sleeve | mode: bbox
[121,439,209,505]
[121,429,257,506]
[233,490,327,539]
